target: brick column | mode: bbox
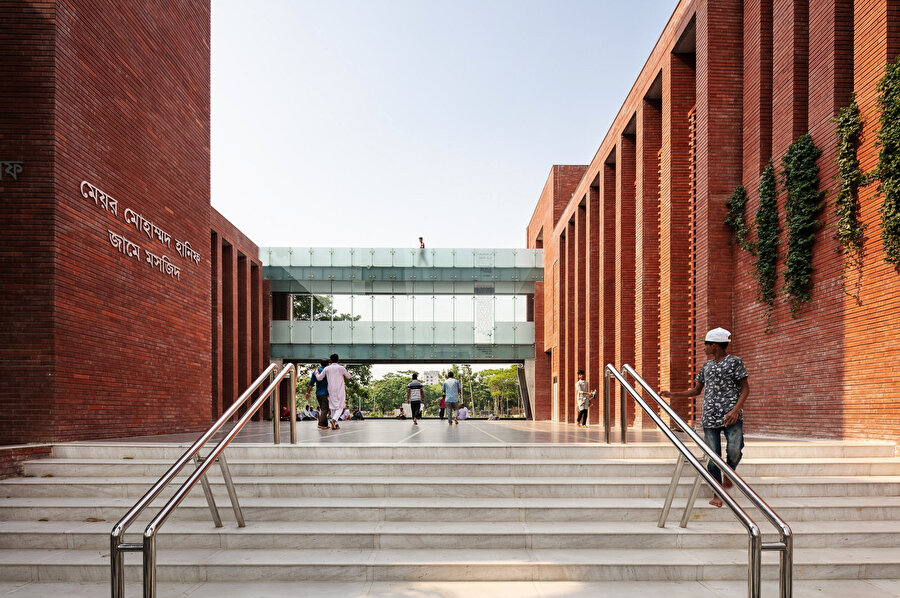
[237,254,252,418]
[659,52,696,420]
[636,98,662,427]
[585,182,601,424]
[531,283,552,419]
[600,162,617,425]
[251,262,267,419]
[744,0,774,186]
[565,221,577,422]
[222,243,238,417]
[575,201,587,388]
[616,134,637,426]
[694,0,743,369]
[772,0,809,157]
[211,232,223,419]
[558,233,568,422]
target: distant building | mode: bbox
[423,370,441,385]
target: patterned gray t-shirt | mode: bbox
[695,354,748,428]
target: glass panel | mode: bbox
[352,322,373,344]
[455,321,475,344]
[372,295,392,321]
[433,296,453,323]
[393,324,412,344]
[259,248,271,266]
[494,322,515,344]
[290,322,311,344]
[433,322,454,345]
[331,248,351,267]
[271,321,291,343]
[519,322,535,343]
[393,249,414,267]
[454,249,474,268]
[413,248,432,268]
[433,249,454,268]
[393,296,412,321]
[310,247,332,267]
[270,247,291,266]
[332,321,352,344]
[495,296,515,321]
[474,249,495,268]
[493,249,515,268]
[372,321,393,343]
[515,249,537,268]
[289,247,311,267]
[414,323,434,344]
[351,248,373,267]
[455,295,475,322]
[310,321,333,344]
[373,248,393,266]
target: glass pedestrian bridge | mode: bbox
[261,247,543,362]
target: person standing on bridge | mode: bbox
[660,327,749,508]
[315,353,352,430]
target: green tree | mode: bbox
[369,371,418,416]
[478,366,521,417]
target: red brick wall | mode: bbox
[0,1,57,444]
[527,0,900,442]
[0,445,52,480]
[1,1,268,444]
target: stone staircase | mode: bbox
[1,436,900,597]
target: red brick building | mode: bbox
[0,1,267,444]
[527,0,900,441]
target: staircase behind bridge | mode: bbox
[1,436,899,597]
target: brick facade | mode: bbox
[526,0,900,442]
[0,1,267,444]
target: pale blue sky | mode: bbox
[211,0,677,249]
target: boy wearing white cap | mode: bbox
[661,327,749,507]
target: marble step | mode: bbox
[48,440,898,461]
[20,457,900,478]
[4,475,900,499]
[2,579,900,598]
[1,519,897,551]
[2,546,898,582]
[2,495,899,523]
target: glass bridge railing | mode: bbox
[261,247,544,270]
[271,320,535,346]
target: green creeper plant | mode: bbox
[832,97,868,299]
[781,133,823,315]
[753,162,779,323]
[877,57,900,267]
[725,184,756,253]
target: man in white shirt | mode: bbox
[315,353,352,430]
[458,405,468,420]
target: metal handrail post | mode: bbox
[658,453,686,528]
[619,376,627,444]
[289,367,298,444]
[217,452,245,527]
[193,454,223,528]
[749,532,763,598]
[273,382,281,445]
[603,369,611,444]
[142,533,156,598]
[680,462,706,528]
[780,533,793,598]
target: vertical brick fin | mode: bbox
[601,162,618,425]
[616,134,637,425]
[211,232,223,419]
[745,0,775,182]
[575,202,587,396]
[636,99,663,428]
[566,222,577,421]
[660,51,697,420]
[694,0,743,422]
[773,0,810,157]
[688,107,699,423]
[586,183,602,425]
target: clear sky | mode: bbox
[210,0,677,250]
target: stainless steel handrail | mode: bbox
[110,363,298,598]
[603,363,792,598]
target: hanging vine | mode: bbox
[725,184,756,253]
[781,133,823,315]
[753,162,779,324]
[832,97,868,300]
[877,57,900,267]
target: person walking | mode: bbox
[305,358,330,430]
[406,373,425,424]
[439,395,446,420]
[315,353,352,430]
[575,369,593,428]
[442,371,462,425]
[660,327,749,508]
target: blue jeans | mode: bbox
[703,421,744,484]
